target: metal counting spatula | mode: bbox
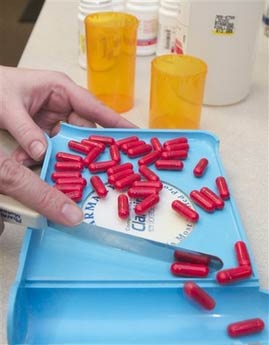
[0,194,223,270]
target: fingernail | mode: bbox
[29,140,46,160]
[61,203,83,225]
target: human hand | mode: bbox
[0,66,136,226]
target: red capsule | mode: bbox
[121,140,146,153]
[216,266,252,284]
[174,250,210,266]
[161,150,188,160]
[235,241,252,267]
[68,140,91,154]
[115,136,139,148]
[139,165,160,181]
[109,144,121,163]
[171,200,199,223]
[127,187,159,198]
[55,184,84,193]
[170,262,209,277]
[65,190,83,202]
[184,281,216,310]
[51,171,82,182]
[108,169,134,185]
[193,158,208,177]
[117,194,129,219]
[134,194,160,215]
[84,147,103,167]
[56,152,83,163]
[107,162,134,175]
[165,143,189,151]
[155,160,184,170]
[150,137,163,152]
[190,190,215,212]
[88,135,115,146]
[216,176,230,200]
[138,150,161,166]
[54,161,84,171]
[164,137,188,147]
[55,177,87,186]
[227,318,265,338]
[200,187,225,210]
[88,160,117,173]
[90,176,108,198]
[127,144,152,158]
[114,173,141,190]
[132,180,163,191]
[81,139,106,151]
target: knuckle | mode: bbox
[34,186,62,212]
[0,157,25,193]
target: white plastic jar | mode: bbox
[78,0,112,69]
[111,0,125,11]
[126,0,160,56]
[156,0,180,55]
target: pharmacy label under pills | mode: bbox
[82,181,195,245]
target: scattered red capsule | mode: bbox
[51,171,82,182]
[121,140,146,153]
[155,160,184,170]
[84,147,103,167]
[108,169,134,185]
[190,190,215,212]
[54,161,84,171]
[164,137,188,147]
[193,158,208,177]
[127,187,159,198]
[81,139,106,151]
[56,152,83,163]
[107,162,133,175]
[127,144,152,158]
[88,135,115,146]
[139,165,160,181]
[165,142,189,151]
[132,180,163,191]
[117,194,130,219]
[150,137,163,152]
[200,187,225,210]
[90,176,108,198]
[55,184,84,193]
[216,176,230,200]
[227,318,265,338]
[65,190,83,202]
[114,173,141,190]
[170,262,209,277]
[115,136,139,148]
[216,266,252,284]
[88,160,117,173]
[68,140,91,154]
[174,250,210,266]
[109,144,121,163]
[134,194,160,215]
[161,150,188,160]
[55,177,87,186]
[235,241,252,267]
[172,200,199,223]
[184,281,216,310]
[138,150,161,166]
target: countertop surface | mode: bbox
[0,0,268,343]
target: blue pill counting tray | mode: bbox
[7,124,268,344]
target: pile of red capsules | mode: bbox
[51,134,265,339]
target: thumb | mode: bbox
[0,152,83,226]
[3,104,47,162]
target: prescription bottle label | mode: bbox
[82,182,195,245]
[212,15,236,35]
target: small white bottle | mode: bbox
[112,0,125,11]
[156,0,180,55]
[126,0,160,56]
[78,0,112,69]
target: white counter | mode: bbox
[0,0,268,343]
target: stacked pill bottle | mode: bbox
[78,0,112,69]
[156,0,181,55]
[126,0,160,56]
[111,0,125,11]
